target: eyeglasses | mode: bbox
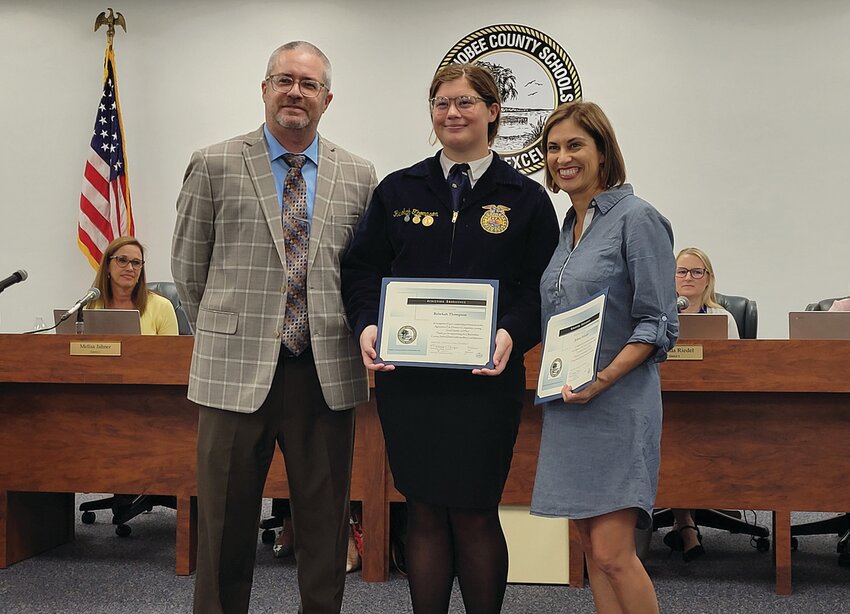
[429,95,486,113]
[266,74,328,98]
[110,255,145,270]
[675,267,707,279]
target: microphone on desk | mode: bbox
[58,288,101,322]
[0,269,27,295]
[676,296,690,312]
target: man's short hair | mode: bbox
[266,41,332,89]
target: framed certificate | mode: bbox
[376,278,499,369]
[535,288,608,404]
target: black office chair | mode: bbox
[653,292,771,552]
[79,281,191,536]
[147,280,193,335]
[790,296,850,565]
[715,292,758,340]
[804,296,850,313]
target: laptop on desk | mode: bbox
[677,313,729,340]
[788,311,850,340]
[53,308,142,335]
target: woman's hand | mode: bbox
[561,342,656,404]
[473,328,513,376]
[561,375,610,404]
[359,325,395,371]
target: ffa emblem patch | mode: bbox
[480,205,511,234]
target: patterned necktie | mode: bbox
[281,153,310,355]
[447,163,471,213]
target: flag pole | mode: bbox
[78,8,132,268]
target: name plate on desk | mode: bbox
[70,341,122,356]
[668,345,704,361]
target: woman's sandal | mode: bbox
[663,524,705,561]
[679,524,705,562]
[663,527,684,552]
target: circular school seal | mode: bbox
[549,358,563,378]
[438,24,582,175]
[397,325,417,344]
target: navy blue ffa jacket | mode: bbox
[342,151,559,356]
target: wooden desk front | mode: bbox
[386,340,850,594]
[0,334,387,579]
[2,335,849,594]
[657,339,850,594]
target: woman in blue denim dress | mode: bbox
[531,102,678,613]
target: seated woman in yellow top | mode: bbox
[89,236,178,335]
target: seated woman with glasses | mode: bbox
[675,247,738,340]
[664,246,738,561]
[88,236,178,335]
[83,236,179,525]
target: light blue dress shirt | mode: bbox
[263,124,319,225]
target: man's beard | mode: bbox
[274,110,309,130]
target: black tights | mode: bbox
[405,499,508,614]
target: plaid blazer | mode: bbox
[172,127,377,412]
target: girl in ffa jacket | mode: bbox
[342,63,557,614]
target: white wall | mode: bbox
[1,0,849,336]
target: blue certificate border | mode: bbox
[535,287,608,405]
[375,277,500,370]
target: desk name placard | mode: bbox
[668,345,704,361]
[70,341,122,356]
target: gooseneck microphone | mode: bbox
[0,269,27,295]
[676,296,690,312]
[58,287,101,322]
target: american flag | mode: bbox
[78,45,133,268]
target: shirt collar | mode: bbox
[439,151,493,188]
[263,124,319,166]
[589,183,634,214]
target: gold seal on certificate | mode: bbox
[376,278,499,369]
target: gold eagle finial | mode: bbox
[94,8,127,46]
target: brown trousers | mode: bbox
[193,349,355,614]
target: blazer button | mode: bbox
[274,329,281,339]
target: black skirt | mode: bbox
[375,358,525,508]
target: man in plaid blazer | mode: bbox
[172,41,376,614]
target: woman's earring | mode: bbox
[428,128,437,147]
